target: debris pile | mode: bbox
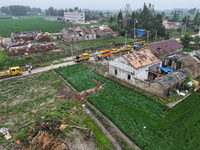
[0,128,12,140]
[28,131,65,150]
[76,79,103,102]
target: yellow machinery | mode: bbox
[73,53,90,62]
[0,67,23,79]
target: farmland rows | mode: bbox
[0,70,113,149]
[57,64,200,150]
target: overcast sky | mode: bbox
[0,0,199,10]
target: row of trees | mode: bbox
[0,6,41,16]
[109,3,166,39]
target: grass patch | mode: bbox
[83,117,114,150]
[182,47,194,52]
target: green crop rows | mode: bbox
[58,64,200,150]
[0,18,68,37]
[56,64,107,92]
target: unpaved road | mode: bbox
[0,61,76,82]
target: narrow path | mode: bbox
[86,102,141,150]
[0,61,76,82]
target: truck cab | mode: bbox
[120,45,132,52]
[73,53,90,62]
[9,67,23,75]
[97,50,112,59]
[0,66,22,79]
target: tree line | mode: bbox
[0,6,41,16]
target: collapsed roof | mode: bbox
[155,71,186,89]
[123,49,161,69]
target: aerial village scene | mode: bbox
[0,0,200,149]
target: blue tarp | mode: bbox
[133,44,140,48]
[133,29,146,36]
[136,29,146,36]
[159,67,174,72]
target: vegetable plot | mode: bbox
[58,64,200,150]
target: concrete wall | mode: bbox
[158,48,183,62]
[178,55,200,78]
[9,45,59,56]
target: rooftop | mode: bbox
[123,49,161,69]
[155,71,186,89]
[148,39,183,55]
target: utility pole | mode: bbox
[184,16,189,35]
[133,19,138,43]
[155,30,157,42]
[125,30,127,45]
[70,40,73,59]
[147,31,150,44]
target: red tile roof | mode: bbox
[148,39,183,55]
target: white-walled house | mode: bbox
[109,49,162,84]
[61,26,96,42]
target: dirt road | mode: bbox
[0,61,76,82]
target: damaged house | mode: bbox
[61,26,96,42]
[11,31,51,43]
[8,42,59,56]
[89,25,119,38]
[163,50,200,78]
[148,39,183,62]
[109,47,187,97]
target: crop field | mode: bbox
[56,64,107,92]
[0,70,113,150]
[0,18,68,37]
[0,16,109,37]
[0,51,5,64]
[58,64,200,150]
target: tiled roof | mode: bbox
[156,71,186,89]
[148,39,183,55]
[123,49,161,69]
[64,26,95,36]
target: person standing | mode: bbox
[30,64,32,70]
[28,67,31,74]
[51,63,53,68]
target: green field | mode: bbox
[0,17,107,37]
[57,64,200,150]
[0,18,68,37]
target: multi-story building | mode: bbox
[64,11,85,24]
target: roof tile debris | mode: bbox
[123,49,161,69]
[64,26,95,37]
[149,39,183,55]
[190,50,200,63]
[156,71,186,89]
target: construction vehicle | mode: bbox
[133,41,147,49]
[120,45,132,52]
[111,49,120,54]
[133,41,146,46]
[73,53,90,62]
[97,50,112,59]
[0,67,23,79]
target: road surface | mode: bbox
[0,61,76,82]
